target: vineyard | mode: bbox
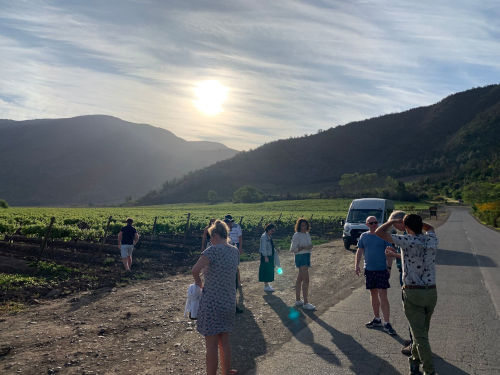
[0,199,429,305]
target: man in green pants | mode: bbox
[375,214,438,375]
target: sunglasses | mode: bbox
[367,221,378,225]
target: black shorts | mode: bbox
[364,269,390,290]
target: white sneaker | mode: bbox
[303,303,316,311]
[264,285,275,292]
[295,300,304,306]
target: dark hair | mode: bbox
[208,220,229,240]
[205,218,216,229]
[264,223,276,233]
[403,214,423,234]
[126,218,133,225]
[294,218,310,233]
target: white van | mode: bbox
[342,198,394,250]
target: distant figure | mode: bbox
[224,214,244,314]
[192,220,240,375]
[118,218,139,271]
[384,210,414,355]
[259,223,277,292]
[376,214,438,375]
[354,216,396,335]
[290,218,315,310]
[201,218,216,251]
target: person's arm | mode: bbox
[385,246,401,259]
[422,222,435,233]
[117,231,122,248]
[192,255,210,288]
[133,232,139,246]
[375,219,399,243]
[238,234,243,254]
[355,247,364,276]
[201,230,207,251]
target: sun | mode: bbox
[193,80,228,116]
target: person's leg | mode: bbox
[422,290,437,374]
[378,288,390,323]
[370,289,381,318]
[121,257,130,271]
[300,266,310,304]
[295,269,303,301]
[218,333,231,375]
[205,335,219,375]
[127,255,132,270]
[404,289,435,374]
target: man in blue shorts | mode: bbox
[355,216,396,335]
[118,218,139,271]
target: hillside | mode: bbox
[140,84,500,204]
[0,115,237,205]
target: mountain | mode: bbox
[140,84,500,204]
[0,115,238,205]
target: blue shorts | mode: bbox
[295,253,311,268]
[364,269,390,290]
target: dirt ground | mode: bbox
[0,210,449,375]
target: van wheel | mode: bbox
[343,241,350,250]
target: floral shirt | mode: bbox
[391,232,438,287]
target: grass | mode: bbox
[0,273,49,289]
[0,301,26,314]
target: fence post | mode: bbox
[101,216,113,244]
[184,213,191,244]
[277,213,282,224]
[239,216,244,225]
[39,217,55,260]
[151,216,158,240]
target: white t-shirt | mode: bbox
[229,224,242,245]
[290,232,312,254]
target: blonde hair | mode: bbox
[208,220,229,240]
[389,210,406,220]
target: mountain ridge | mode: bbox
[0,115,238,205]
[139,84,500,204]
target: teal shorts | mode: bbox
[295,253,311,268]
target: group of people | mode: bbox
[192,215,317,374]
[118,210,438,375]
[355,211,438,375]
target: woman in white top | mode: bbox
[290,218,315,310]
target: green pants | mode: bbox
[403,288,437,374]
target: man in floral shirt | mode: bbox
[375,214,438,375]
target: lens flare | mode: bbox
[277,267,283,275]
[288,307,300,320]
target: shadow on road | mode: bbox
[433,354,471,375]
[231,307,267,373]
[304,311,401,375]
[436,248,497,267]
[263,294,341,365]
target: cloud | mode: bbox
[0,0,499,149]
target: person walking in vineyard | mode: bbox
[290,218,316,310]
[201,218,216,251]
[118,218,139,271]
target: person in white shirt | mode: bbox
[224,214,244,314]
[290,218,315,310]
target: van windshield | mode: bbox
[347,209,383,224]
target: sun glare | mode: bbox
[193,80,228,116]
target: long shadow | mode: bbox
[263,293,340,366]
[436,248,497,267]
[302,311,401,374]
[230,306,267,373]
[432,354,471,375]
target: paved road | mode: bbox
[246,207,500,374]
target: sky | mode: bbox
[1,0,499,150]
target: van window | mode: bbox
[347,209,383,224]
